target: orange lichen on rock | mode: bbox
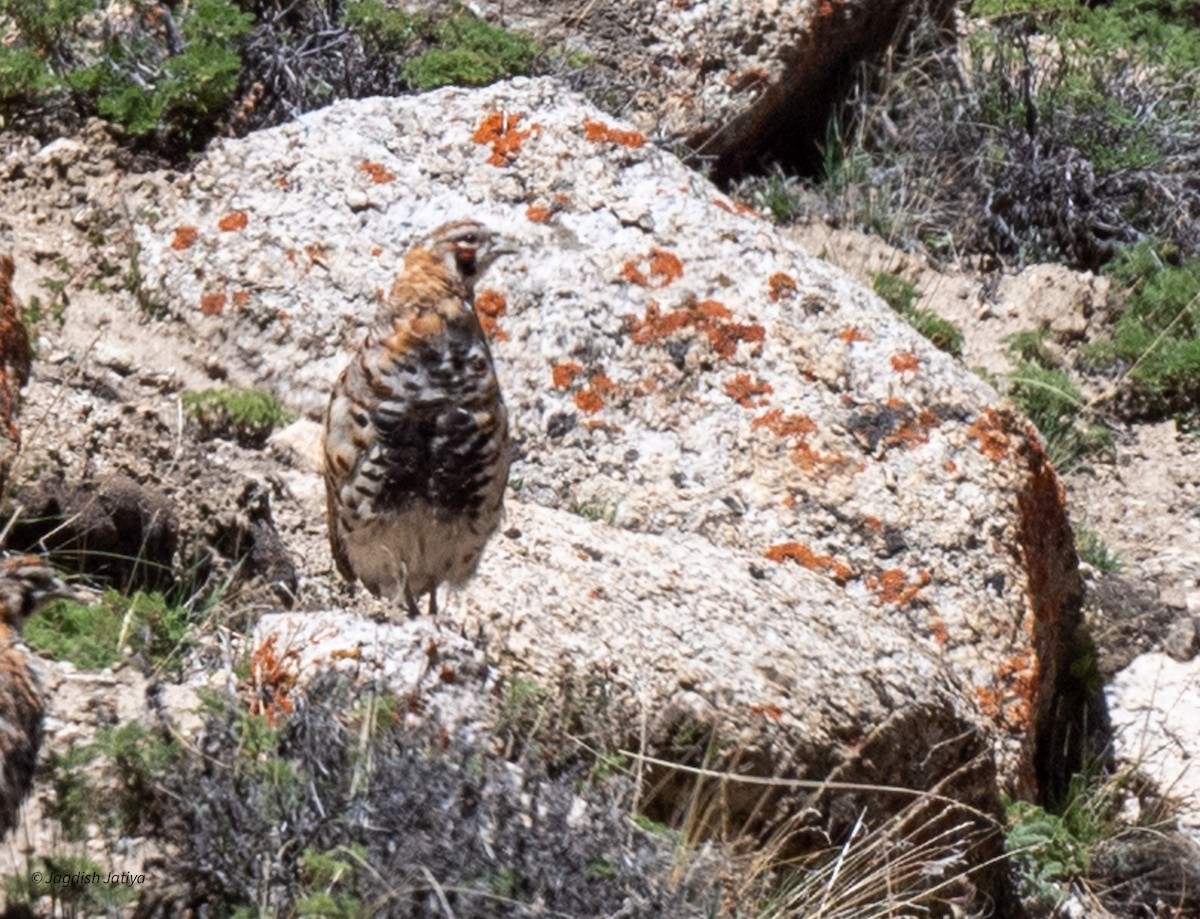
[650,249,684,284]
[359,160,396,183]
[765,542,853,583]
[929,618,950,645]
[589,374,619,397]
[870,567,931,605]
[839,327,869,343]
[525,204,552,223]
[582,118,646,148]
[627,296,764,360]
[574,389,604,414]
[752,408,816,438]
[474,288,508,341]
[573,374,620,414]
[890,351,919,373]
[473,112,538,167]
[200,291,226,315]
[0,254,32,443]
[218,211,249,232]
[725,373,773,407]
[622,248,684,288]
[968,408,1011,462]
[768,272,798,301]
[793,441,850,476]
[246,634,298,727]
[975,686,1000,719]
[753,408,846,476]
[886,406,942,450]
[551,361,583,389]
[171,225,199,250]
[976,650,1039,731]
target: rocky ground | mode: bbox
[0,103,1197,913]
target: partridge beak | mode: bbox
[492,234,520,258]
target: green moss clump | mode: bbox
[182,387,293,447]
[25,588,194,673]
[402,15,537,89]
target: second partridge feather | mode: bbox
[323,221,515,617]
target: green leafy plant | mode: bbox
[343,0,424,52]
[182,386,293,447]
[2,0,253,143]
[1004,767,1132,912]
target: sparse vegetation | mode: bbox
[182,386,293,447]
[1004,763,1145,914]
[3,854,136,914]
[1075,527,1121,574]
[1083,241,1200,424]
[1004,329,1111,469]
[24,587,196,673]
[568,496,619,524]
[740,0,1200,270]
[136,676,716,916]
[873,271,963,356]
[0,0,543,158]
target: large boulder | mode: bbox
[129,77,1083,902]
[479,0,949,178]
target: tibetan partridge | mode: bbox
[323,221,516,617]
[0,555,92,837]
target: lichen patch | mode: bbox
[582,118,646,148]
[171,225,199,250]
[359,161,397,184]
[869,567,931,605]
[724,373,773,407]
[968,409,1011,462]
[764,541,853,584]
[474,288,508,341]
[473,112,539,167]
[627,296,764,360]
[768,272,797,302]
[551,361,583,389]
[218,211,249,232]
